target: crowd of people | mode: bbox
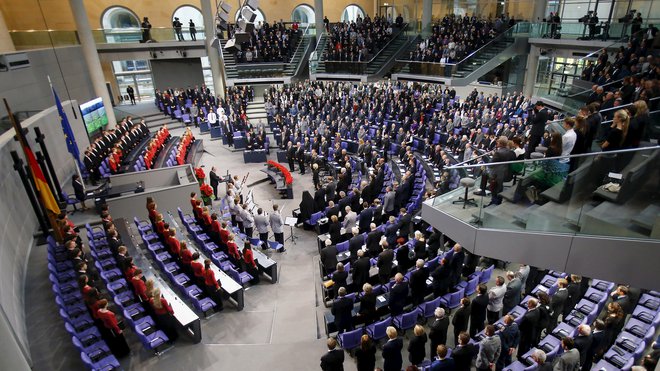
[325,15,397,62]
[228,21,299,63]
[407,14,512,63]
[143,125,171,170]
[175,127,195,165]
[83,117,150,181]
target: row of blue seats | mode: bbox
[592,291,660,370]
[85,224,172,355]
[47,236,123,370]
[132,217,219,316]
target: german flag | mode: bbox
[4,98,61,215]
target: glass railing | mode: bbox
[529,21,653,40]
[9,30,79,50]
[92,27,207,44]
[429,145,660,240]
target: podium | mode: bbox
[243,150,267,163]
[210,126,223,140]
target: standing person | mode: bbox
[241,204,254,238]
[496,315,520,370]
[141,17,152,42]
[296,142,306,174]
[254,208,269,248]
[452,297,471,345]
[242,243,260,284]
[428,307,450,357]
[355,334,376,371]
[526,101,549,158]
[487,276,506,324]
[96,299,130,358]
[382,326,404,371]
[149,288,178,343]
[518,298,540,357]
[475,325,501,371]
[453,332,479,371]
[209,166,221,199]
[72,174,88,211]
[502,271,522,314]
[188,19,197,41]
[470,284,489,337]
[173,17,184,41]
[408,325,427,366]
[126,85,136,105]
[286,141,296,171]
[331,287,353,334]
[203,259,224,311]
[554,337,580,371]
[269,204,285,251]
[320,337,345,371]
[431,344,455,370]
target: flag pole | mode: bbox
[10,151,50,236]
[34,126,64,203]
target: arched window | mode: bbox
[235,7,266,24]
[101,6,141,43]
[292,4,315,24]
[173,5,205,40]
[341,5,366,23]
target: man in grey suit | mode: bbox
[269,204,285,252]
[553,337,580,371]
[241,204,255,238]
[342,206,357,238]
[503,271,523,314]
[383,186,396,216]
[254,208,269,249]
[476,325,501,370]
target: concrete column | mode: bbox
[201,0,225,97]
[421,0,433,33]
[69,0,116,126]
[532,0,548,23]
[0,8,15,53]
[523,45,540,97]
[314,0,324,36]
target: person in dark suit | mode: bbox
[449,243,465,287]
[518,298,541,358]
[328,216,342,246]
[382,326,403,371]
[525,101,549,159]
[548,278,569,332]
[388,273,409,316]
[470,284,489,337]
[408,325,427,366]
[366,224,382,258]
[352,250,371,292]
[320,239,338,276]
[377,243,394,284]
[431,258,451,298]
[397,208,412,239]
[452,297,471,345]
[332,263,348,297]
[453,332,479,371]
[355,334,376,371]
[574,324,593,368]
[347,228,363,264]
[358,283,377,325]
[331,287,354,334]
[530,349,553,371]
[583,320,606,371]
[563,275,582,318]
[409,259,429,306]
[296,142,306,174]
[209,166,221,198]
[71,174,88,210]
[395,238,413,273]
[496,315,520,370]
[429,307,450,357]
[358,204,373,233]
[320,337,345,371]
[611,285,633,315]
[286,141,296,171]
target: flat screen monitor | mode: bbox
[79,97,108,138]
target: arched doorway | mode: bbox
[292,4,315,24]
[341,4,366,23]
[173,5,205,40]
[100,6,141,43]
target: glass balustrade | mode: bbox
[428,145,660,240]
[9,30,79,50]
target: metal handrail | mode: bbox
[445,145,659,171]
[287,23,311,64]
[395,22,524,66]
[293,32,315,77]
[321,23,409,64]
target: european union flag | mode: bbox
[53,88,84,170]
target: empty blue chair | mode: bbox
[393,308,421,333]
[551,322,578,338]
[80,351,121,371]
[336,241,349,253]
[508,305,528,324]
[479,265,494,284]
[366,316,391,342]
[134,325,169,354]
[440,288,465,309]
[457,275,479,296]
[64,322,102,348]
[590,279,615,293]
[337,327,363,350]
[419,296,443,319]
[639,294,660,311]
[538,335,562,361]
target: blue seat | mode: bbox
[590,279,615,293]
[337,327,363,350]
[393,308,421,333]
[61,190,81,213]
[440,288,465,309]
[419,296,444,318]
[135,326,169,353]
[336,241,349,253]
[538,335,562,361]
[456,275,479,296]
[478,265,494,284]
[366,316,391,342]
[80,350,121,371]
[133,217,152,233]
[64,322,102,348]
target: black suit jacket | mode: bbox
[377,249,394,278]
[328,223,342,245]
[574,334,593,366]
[398,213,412,237]
[529,108,549,137]
[550,289,568,318]
[320,245,339,272]
[452,343,478,371]
[470,293,489,330]
[332,271,348,294]
[520,307,541,347]
[209,170,221,187]
[388,282,409,315]
[410,268,429,300]
[358,208,373,232]
[429,316,450,346]
[331,297,354,330]
[366,231,382,256]
[348,235,363,262]
[320,349,345,371]
[382,338,403,371]
[452,304,471,334]
[352,257,371,289]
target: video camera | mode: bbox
[579,11,594,24]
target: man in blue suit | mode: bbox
[496,315,520,370]
[382,326,403,371]
[431,344,455,371]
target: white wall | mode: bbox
[0,99,88,368]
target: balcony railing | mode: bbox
[430,145,659,240]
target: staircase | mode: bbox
[365,33,415,77]
[245,96,267,124]
[142,110,185,131]
[220,41,239,80]
[393,24,529,86]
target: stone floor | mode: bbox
[27,115,506,371]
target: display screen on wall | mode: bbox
[79,97,108,137]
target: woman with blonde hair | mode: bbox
[407,324,428,365]
[149,287,178,343]
[602,109,629,151]
[624,100,649,148]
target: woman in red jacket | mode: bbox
[203,259,224,311]
[96,299,130,357]
[149,288,178,343]
[190,252,205,287]
[227,234,241,263]
[242,242,260,284]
